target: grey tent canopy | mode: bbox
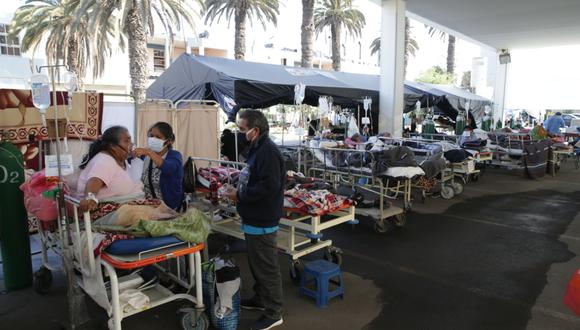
[147,53,491,127]
[404,81,493,128]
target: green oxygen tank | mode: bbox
[422,115,437,136]
[0,139,33,290]
[496,119,503,129]
[481,106,492,132]
[455,112,466,135]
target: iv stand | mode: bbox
[37,63,89,329]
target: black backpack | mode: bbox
[183,156,196,194]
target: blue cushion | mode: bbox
[105,235,182,255]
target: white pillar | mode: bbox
[379,0,406,137]
[493,55,509,125]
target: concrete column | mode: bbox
[379,0,406,136]
[493,55,509,125]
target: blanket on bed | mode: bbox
[197,167,240,188]
[91,208,211,255]
[419,153,447,179]
[284,188,351,216]
[372,146,417,176]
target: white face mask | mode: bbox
[462,131,471,137]
[245,128,256,142]
[147,137,166,153]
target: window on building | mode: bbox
[358,41,362,60]
[0,24,21,56]
[153,49,165,72]
[281,58,287,66]
[342,44,346,57]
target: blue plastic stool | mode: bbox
[300,260,344,308]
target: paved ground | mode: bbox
[1,166,580,330]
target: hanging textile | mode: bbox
[137,101,219,168]
[0,89,103,143]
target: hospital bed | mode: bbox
[188,157,356,282]
[37,193,209,330]
[302,141,417,233]
[380,137,467,199]
[487,132,531,170]
[407,133,490,183]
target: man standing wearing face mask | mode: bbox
[133,122,184,210]
[227,110,285,330]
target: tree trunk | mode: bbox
[127,7,148,103]
[447,35,456,74]
[66,35,82,84]
[331,23,341,71]
[301,0,315,68]
[234,6,247,60]
[404,17,410,78]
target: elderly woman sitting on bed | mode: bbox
[77,126,144,213]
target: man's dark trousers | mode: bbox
[244,231,283,320]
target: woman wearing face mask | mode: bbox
[133,122,184,211]
[77,126,144,213]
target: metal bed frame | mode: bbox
[63,195,207,330]
[188,157,356,281]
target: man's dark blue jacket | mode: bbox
[236,135,285,228]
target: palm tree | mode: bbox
[370,18,418,77]
[9,0,121,82]
[84,0,199,103]
[204,0,279,61]
[301,0,315,68]
[314,0,365,71]
[426,25,456,75]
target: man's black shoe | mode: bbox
[250,315,283,330]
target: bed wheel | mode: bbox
[181,309,209,330]
[34,266,53,295]
[373,219,393,235]
[392,214,407,227]
[441,185,455,200]
[323,247,344,266]
[289,260,304,284]
[451,182,464,195]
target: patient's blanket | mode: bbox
[372,146,417,176]
[89,199,161,222]
[94,203,178,226]
[419,153,448,179]
[197,167,240,188]
[91,208,211,255]
[284,188,351,216]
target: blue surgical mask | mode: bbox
[147,137,166,153]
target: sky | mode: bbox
[3,0,580,110]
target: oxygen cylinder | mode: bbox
[422,115,437,136]
[0,140,33,290]
[455,112,466,136]
[481,106,492,132]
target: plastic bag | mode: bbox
[19,170,68,222]
[564,269,580,315]
[202,258,241,330]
